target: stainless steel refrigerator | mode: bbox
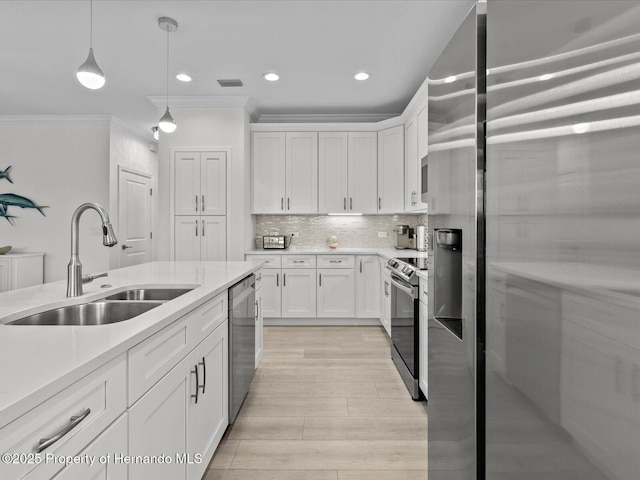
[428,1,640,479]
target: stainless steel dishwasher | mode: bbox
[228,274,256,423]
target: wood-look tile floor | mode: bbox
[204,326,428,480]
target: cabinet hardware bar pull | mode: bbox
[195,220,198,236]
[283,273,286,287]
[255,300,259,322]
[202,195,205,211]
[199,357,206,394]
[281,197,284,210]
[195,195,198,212]
[37,408,91,453]
[344,197,346,210]
[276,273,279,287]
[191,366,199,404]
[319,273,322,286]
[360,260,363,273]
[287,197,290,210]
[378,197,381,210]
[350,197,353,210]
[202,221,205,237]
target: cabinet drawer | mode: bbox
[128,316,190,406]
[188,291,228,347]
[420,277,428,306]
[282,255,316,268]
[0,355,126,480]
[246,254,281,268]
[317,255,355,268]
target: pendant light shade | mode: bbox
[158,17,178,134]
[77,48,105,89]
[77,0,105,89]
[158,107,177,133]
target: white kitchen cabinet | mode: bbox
[417,105,429,160]
[380,259,392,336]
[319,132,377,214]
[317,268,355,317]
[187,321,228,480]
[355,255,380,318]
[281,268,317,317]
[174,215,226,261]
[377,125,405,213]
[49,414,128,480]
[259,269,281,317]
[0,253,44,293]
[175,151,226,216]
[252,132,318,214]
[405,107,428,212]
[254,269,264,367]
[419,277,428,398]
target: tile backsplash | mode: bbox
[255,214,428,249]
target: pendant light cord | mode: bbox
[89,0,93,48]
[166,26,170,109]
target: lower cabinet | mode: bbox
[174,216,226,261]
[261,268,282,317]
[380,263,392,336]
[355,255,380,318]
[317,268,355,317]
[129,320,228,480]
[255,271,264,367]
[281,268,317,317]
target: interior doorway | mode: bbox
[117,166,152,267]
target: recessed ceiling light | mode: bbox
[354,72,370,81]
[263,72,280,82]
[176,73,192,82]
[444,75,457,83]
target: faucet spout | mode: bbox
[66,202,118,297]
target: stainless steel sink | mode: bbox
[7,301,163,326]
[103,288,193,301]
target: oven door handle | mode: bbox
[390,275,416,300]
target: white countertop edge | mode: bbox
[246,248,428,260]
[0,261,260,429]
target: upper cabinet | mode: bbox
[252,132,318,214]
[319,132,377,214]
[405,104,428,212]
[175,152,226,216]
[377,125,405,213]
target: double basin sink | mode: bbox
[7,288,193,326]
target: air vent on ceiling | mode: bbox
[217,79,244,87]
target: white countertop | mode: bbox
[0,261,259,428]
[246,247,428,261]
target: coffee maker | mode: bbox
[394,224,415,249]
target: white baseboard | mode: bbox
[264,317,383,326]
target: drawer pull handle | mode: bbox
[199,357,206,394]
[37,408,91,453]
[276,273,279,287]
[283,273,286,287]
[202,195,205,211]
[195,220,198,237]
[192,366,199,404]
[329,260,341,263]
[195,195,198,212]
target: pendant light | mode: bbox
[158,17,178,133]
[76,0,105,89]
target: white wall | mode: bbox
[0,121,110,282]
[156,106,249,261]
[108,120,159,267]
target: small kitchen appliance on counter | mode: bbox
[262,235,291,249]
[394,225,415,250]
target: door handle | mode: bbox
[350,197,353,210]
[121,244,133,250]
[195,219,198,236]
[199,357,206,394]
[281,197,284,210]
[191,366,199,404]
[378,197,381,210]
[283,273,286,287]
[287,197,290,210]
[344,197,347,210]
[195,195,198,212]
[319,273,322,286]
[202,195,205,211]
[359,260,363,273]
[202,221,205,237]
[276,273,279,287]
[36,408,91,453]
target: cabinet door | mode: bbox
[405,119,418,211]
[252,132,286,213]
[187,322,228,480]
[129,359,189,480]
[318,132,348,213]
[348,132,378,213]
[419,302,428,399]
[377,126,405,213]
[49,415,128,480]
[286,132,318,214]
[381,270,392,336]
[174,216,200,261]
[0,258,10,292]
[201,152,226,216]
[175,152,201,215]
[355,256,380,318]
[261,269,282,317]
[200,217,226,261]
[281,268,317,318]
[317,268,355,317]
[255,290,263,367]
[417,105,428,160]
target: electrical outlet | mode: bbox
[290,232,300,237]
[378,231,388,238]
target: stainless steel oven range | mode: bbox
[386,257,427,400]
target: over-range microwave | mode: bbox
[420,155,428,203]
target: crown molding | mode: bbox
[253,113,399,124]
[147,95,250,108]
[110,116,156,143]
[0,115,112,125]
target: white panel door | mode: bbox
[252,132,286,213]
[355,255,380,318]
[405,118,418,211]
[286,132,318,214]
[281,268,316,318]
[175,152,201,215]
[187,323,228,480]
[129,360,188,480]
[347,132,378,213]
[200,217,226,261]
[317,268,355,317]
[118,167,152,267]
[174,216,200,261]
[261,269,282,317]
[377,125,405,213]
[318,132,348,213]
[201,152,227,216]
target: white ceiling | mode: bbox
[0,0,474,137]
